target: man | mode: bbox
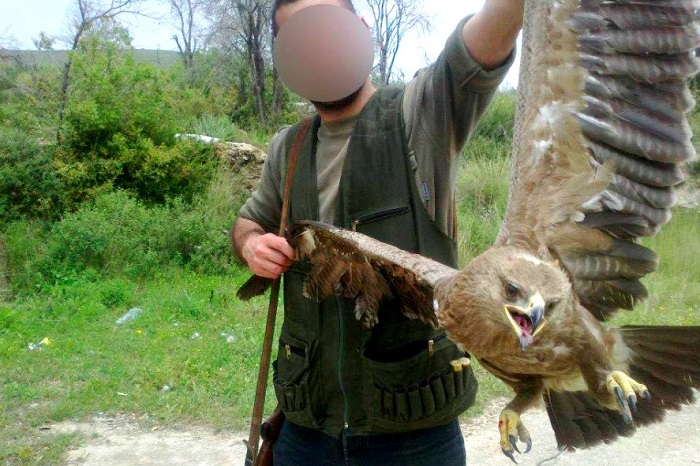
[232,0,524,464]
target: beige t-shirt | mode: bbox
[239,16,514,237]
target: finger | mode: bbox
[264,248,294,268]
[248,253,286,279]
[269,236,296,262]
[263,262,286,277]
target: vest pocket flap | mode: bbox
[273,321,317,425]
[275,320,316,385]
[272,361,316,428]
[363,335,457,387]
[364,336,477,426]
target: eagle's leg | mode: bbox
[499,381,542,463]
[578,343,650,423]
[499,409,531,463]
[603,371,650,423]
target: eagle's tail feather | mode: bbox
[544,390,632,450]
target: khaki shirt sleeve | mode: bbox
[237,126,293,233]
[402,15,515,237]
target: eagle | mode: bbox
[238,0,700,461]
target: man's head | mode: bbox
[271,0,373,109]
[272,0,356,36]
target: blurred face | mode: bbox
[274,0,353,34]
[273,1,374,109]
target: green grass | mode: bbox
[456,143,510,266]
[610,207,700,327]
[0,269,277,464]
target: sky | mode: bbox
[0,0,520,88]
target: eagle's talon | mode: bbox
[613,386,624,403]
[502,449,518,464]
[628,394,638,414]
[509,434,520,454]
[605,371,649,424]
[499,409,531,462]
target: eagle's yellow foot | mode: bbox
[606,371,651,423]
[498,409,532,463]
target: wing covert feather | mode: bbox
[498,0,699,321]
[287,221,458,328]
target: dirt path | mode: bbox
[53,397,700,465]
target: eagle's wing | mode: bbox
[236,221,458,327]
[283,220,458,328]
[497,0,700,320]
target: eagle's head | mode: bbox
[435,246,571,356]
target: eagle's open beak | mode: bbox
[504,293,546,351]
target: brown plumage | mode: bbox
[238,0,700,461]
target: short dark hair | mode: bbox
[272,0,357,36]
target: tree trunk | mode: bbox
[271,67,284,115]
[56,24,84,145]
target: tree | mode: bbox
[56,0,145,144]
[360,0,431,85]
[231,0,270,125]
[168,0,206,70]
[56,31,212,206]
[32,32,56,51]
[207,0,282,126]
[0,30,19,60]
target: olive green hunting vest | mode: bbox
[273,87,477,438]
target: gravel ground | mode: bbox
[52,396,700,465]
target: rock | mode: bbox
[214,142,267,193]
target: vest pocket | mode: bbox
[363,335,477,430]
[272,324,317,427]
[351,206,410,231]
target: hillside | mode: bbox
[1,48,181,68]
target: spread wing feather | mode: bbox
[545,325,700,445]
[498,0,700,321]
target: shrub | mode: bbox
[129,140,218,204]
[3,171,246,295]
[0,128,63,222]
[54,33,222,206]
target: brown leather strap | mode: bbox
[279,116,314,235]
[245,116,314,466]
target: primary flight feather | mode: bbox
[238,0,700,461]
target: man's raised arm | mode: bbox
[463,0,525,70]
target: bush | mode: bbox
[129,140,218,204]
[0,58,60,139]
[3,168,246,295]
[54,33,222,206]
[0,128,63,223]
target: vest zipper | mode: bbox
[351,206,410,231]
[335,296,350,430]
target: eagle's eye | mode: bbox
[546,298,560,313]
[504,282,520,300]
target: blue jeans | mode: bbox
[272,419,466,466]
